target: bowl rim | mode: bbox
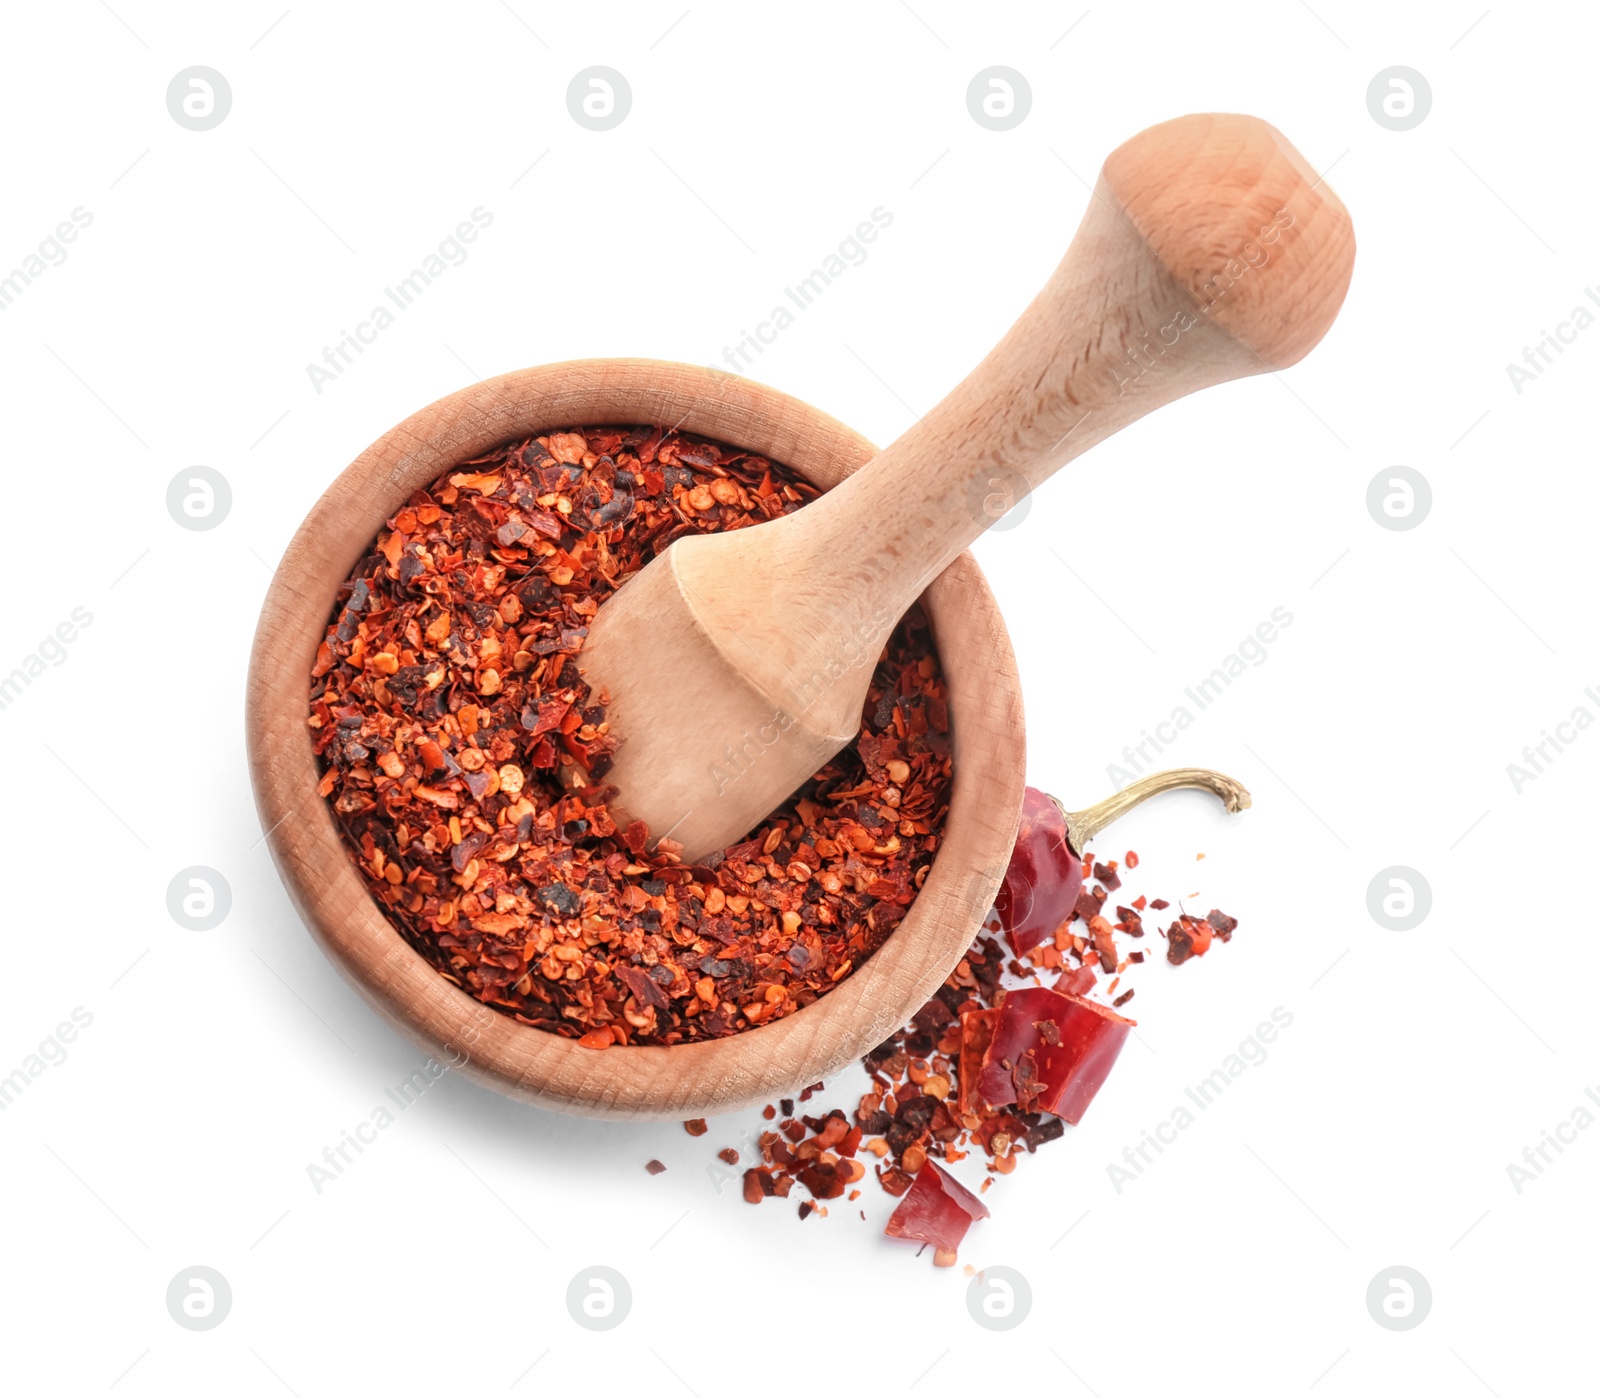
[246,358,1025,1119]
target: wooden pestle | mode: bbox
[573,112,1356,862]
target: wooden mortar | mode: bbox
[246,360,1026,1119]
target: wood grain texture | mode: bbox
[576,112,1356,861]
[246,360,1026,1119]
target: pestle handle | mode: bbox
[788,112,1355,629]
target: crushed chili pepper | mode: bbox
[1207,908,1238,938]
[310,425,954,1046]
[1166,908,1238,964]
[716,790,1239,1265]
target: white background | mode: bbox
[2,1,1594,1393]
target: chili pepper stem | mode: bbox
[1049,769,1251,855]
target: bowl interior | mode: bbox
[246,360,1025,1119]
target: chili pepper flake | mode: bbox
[311,425,955,1047]
[1166,914,1216,965]
[1207,908,1239,939]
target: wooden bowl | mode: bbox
[247,360,1025,1119]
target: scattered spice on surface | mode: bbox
[644,1159,666,1175]
[310,425,954,1046]
[708,789,1239,1263]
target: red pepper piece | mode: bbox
[884,1160,990,1254]
[994,787,1082,957]
[1167,914,1215,964]
[525,697,571,736]
[973,986,1131,1124]
[957,1007,999,1116]
[1054,963,1096,997]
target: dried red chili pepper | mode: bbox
[995,770,1249,957]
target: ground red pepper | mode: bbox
[309,426,954,1046]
